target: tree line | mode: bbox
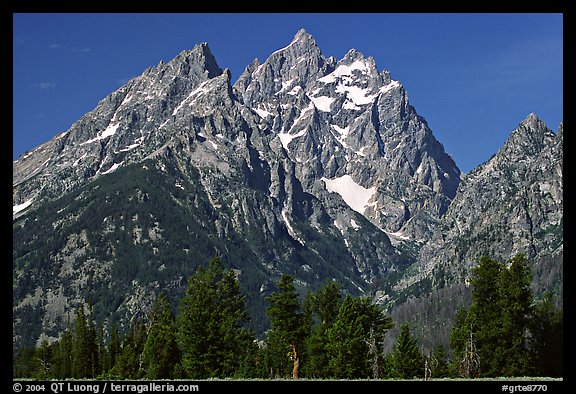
[13,254,562,379]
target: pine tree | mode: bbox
[143,292,181,379]
[33,340,53,380]
[266,274,307,379]
[431,345,449,378]
[177,257,254,378]
[469,256,504,376]
[326,295,393,379]
[71,305,95,378]
[530,292,563,377]
[96,322,107,377]
[111,318,147,379]
[389,323,423,379]
[302,281,342,378]
[54,313,73,379]
[107,324,122,375]
[498,254,533,376]
[451,254,540,377]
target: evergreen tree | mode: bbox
[530,292,563,377]
[450,254,542,377]
[389,323,423,379]
[266,274,307,379]
[86,302,100,376]
[14,346,38,378]
[53,314,73,379]
[302,281,342,378]
[96,322,107,377]
[469,256,504,376]
[431,345,449,378]
[498,254,533,376]
[449,307,480,378]
[143,292,181,379]
[177,257,254,378]
[111,318,147,379]
[71,305,96,378]
[107,324,122,374]
[33,340,53,380]
[326,295,393,379]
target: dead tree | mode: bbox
[424,352,437,380]
[459,327,480,378]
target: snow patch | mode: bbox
[101,161,123,175]
[282,208,305,245]
[81,123,120,145]
[278,128,308,150]
[118,136,145,152]
[380,80,401,95]
[254,106,273,118]
[539,182,551,194]
[276,78,296,95]
[72,152,88,167]
[322,175,377,215]
[385,229,411,241]
[172,80,211,116]
[308,95,334,112]
[331,124,351,148]
[287,85,302,96]
[336,84,378,106]
[318,60,370,84]
[13,198,34,215]
[207,140,218,150]
[121,94,134,106]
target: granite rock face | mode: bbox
[399,113,563,293]
[12,30,561,348]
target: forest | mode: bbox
[13,254,562,380]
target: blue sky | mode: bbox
[13,13,563,172]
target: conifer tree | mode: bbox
[326,295,393,378]
[469,256,504,376]
[450,254,542,377]
[143,292,180,379]
[54,313,73,379]
[71,305,95,378]
[111,318,147,379]
[530,292,563,377]
[177,257,254,378]
[389,322,423,379]
[107,324,122,374]
[431,345,450,378]
[34,340,52,380]
[498,254,533,375]
[266,274,307,379]
[302,281,342,378]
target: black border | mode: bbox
[7,0,572,391]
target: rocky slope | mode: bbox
[386,114,563,351]
[12,30,561,350]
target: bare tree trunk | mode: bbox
[291,343,299,380]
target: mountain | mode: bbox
[386,113,563,350]
[12,30,561,351]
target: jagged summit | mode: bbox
[283,28,317,50]
[496,112,557,163]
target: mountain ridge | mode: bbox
[12,30,562,351]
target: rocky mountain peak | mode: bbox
[495,113,557,166]
[181,42,223,79]
[291,28,317,48]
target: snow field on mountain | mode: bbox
[321,175,377,215]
